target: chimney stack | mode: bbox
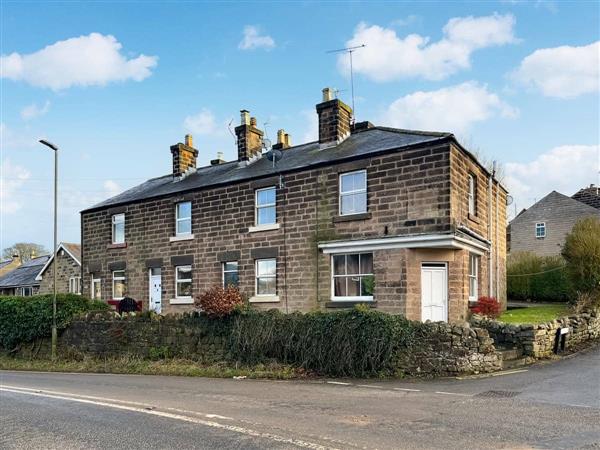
[235,110,264,162]
[273,129,291,150]
[171,134,198,177]
[210,151,226,166]
[316,87,352,147]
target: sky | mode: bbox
[1,0,599,252]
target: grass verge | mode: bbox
[0,355,305,379]
[499,304,570,324]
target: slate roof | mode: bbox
[0,260,13,270]
[82,126,453,213]
[573,186,600,210]
[0,255,50,288]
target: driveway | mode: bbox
[1,344,599,449]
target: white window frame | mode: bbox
[468,174,476,216]
[175,265,193,299]
[535,222,546,239]
[69,276,81,295]
[468,254,479,303]
[222,261,239,288]
[20,286,32,297]
[91,276,101,300]
[175,201,192,236]
[331,252,374,301]
[339,170,367,216]
[112,270,125,300]
[112,213,125,244]
[255,186,277,226]
[255,258,276,297]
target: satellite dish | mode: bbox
[506,195,514,206]
[266,148,282,163]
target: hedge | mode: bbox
[229,306,421,377]
[0,294,108,350]
[507,252,573,302]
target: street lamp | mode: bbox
[39,139,58,361]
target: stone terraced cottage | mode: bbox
[80,88,507,323]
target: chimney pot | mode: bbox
[184,134,193,147]
[250,117,257,127]
[277,129,285,144]
[240,110,250,126]
[322,87,334,102]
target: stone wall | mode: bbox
[471,309,600,357]
[51,313,501,377]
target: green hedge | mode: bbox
[0,294,108,350]
[507,252,573,302]
[229,306,420,377]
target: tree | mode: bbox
[2,243,49,262]
[562,217,600,293]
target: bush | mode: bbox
[0,294,108,350]
[562,217,600,294]
[229,306,419,377]
[195,285,245,318]
[507,252,572,302]
[470,296,501,318]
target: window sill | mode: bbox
[249,295,280,303]
[169,234,195,242]
[107,243,127,249]
[326,300,376,308]
[467,213,479,224]
[333,212,371,223]
[248,223,280,233]
[169,297,194,305]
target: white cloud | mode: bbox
[183,109,221,135]
[238,25,275,51]
[1,33,158,90]
[391,15,420,28]
[512,41,599,98]
[0,159,31,214]
[103,180,122,198]
[300,110,319,143]
[340,13,517,82]
[505,145,599,209]
[381,82,518,134]
[20,100,51,120]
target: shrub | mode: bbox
[470,296,501,318]
[562,217,600,294]
[229,306,419,377]
[507,252,572,302]
[0,294,109,350]
[196,285,245,318]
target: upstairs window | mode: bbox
[340,170,367,216]
[255,187,276,226]
[176,201,192,236]
[468,174,476,216]
[332,253,374,300]
[175,265,192,299]
[112,213,125,244]
[112,270,125,300]
[222,261,239,288]
[536,222,546,239]
[255,258,276,296]
[468,254,479,302]
[69,276,81,295]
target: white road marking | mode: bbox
[326,381,351,386]
[356,384,382,389]
[0,386,337,450]
[393,387,421,392]
[490,369,528,377]
[434,391,472,397]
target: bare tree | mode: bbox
[2,243,49,262]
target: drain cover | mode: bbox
[476,390,521,398]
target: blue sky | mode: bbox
[1,0,599,251]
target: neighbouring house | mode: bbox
[572,184,600,210]
[0,254,21,277]
[0,255,50,296]
[508,190,600,257]
[80,88,507,323]
[36,242,82,295]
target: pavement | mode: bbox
[1,345,599,450]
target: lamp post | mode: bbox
[39,139,58,360]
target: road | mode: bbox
[1,345,599,450]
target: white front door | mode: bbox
[149,268,162,314]
[421,263,448,322]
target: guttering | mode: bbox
[318,233,489,255]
